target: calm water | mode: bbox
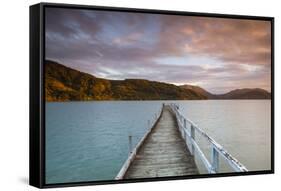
[46,100,271,184]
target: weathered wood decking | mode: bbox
[123,105,198,179]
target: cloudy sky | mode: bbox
[45,8,271,94]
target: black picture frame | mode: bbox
[30,2,275,188]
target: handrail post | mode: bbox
[190,125,195,155]
[128,135,133,155]
[183,119,187,137]
[211,146,219,173]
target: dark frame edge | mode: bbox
[29,3,44,188]
[40,2,273,20]
[41,170,274,189]
[271,17,275,174]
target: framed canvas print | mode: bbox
[29,2,274,188]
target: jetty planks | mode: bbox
[124,105,198,179]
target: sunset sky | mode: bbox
[45,8,271,94]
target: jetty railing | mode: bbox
[168,103,248,173]
[115,104,164,180]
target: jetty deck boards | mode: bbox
[124,106,198,179]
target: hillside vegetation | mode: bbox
[45,60,271,101]
[45,60,207,101]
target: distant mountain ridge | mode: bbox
[215,88,271,99]
[179,85,216,99]
[180,85,271,100]
[45,60,271,101]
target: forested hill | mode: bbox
[45,60,207,101]
[45,60,270,101]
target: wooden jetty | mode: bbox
[115,103,248,180]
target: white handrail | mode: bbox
[167,103,248,173]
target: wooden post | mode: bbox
[211,146,219,173]
[128,135,133,155]
[190,125,195,155]
[183,119,187,138]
